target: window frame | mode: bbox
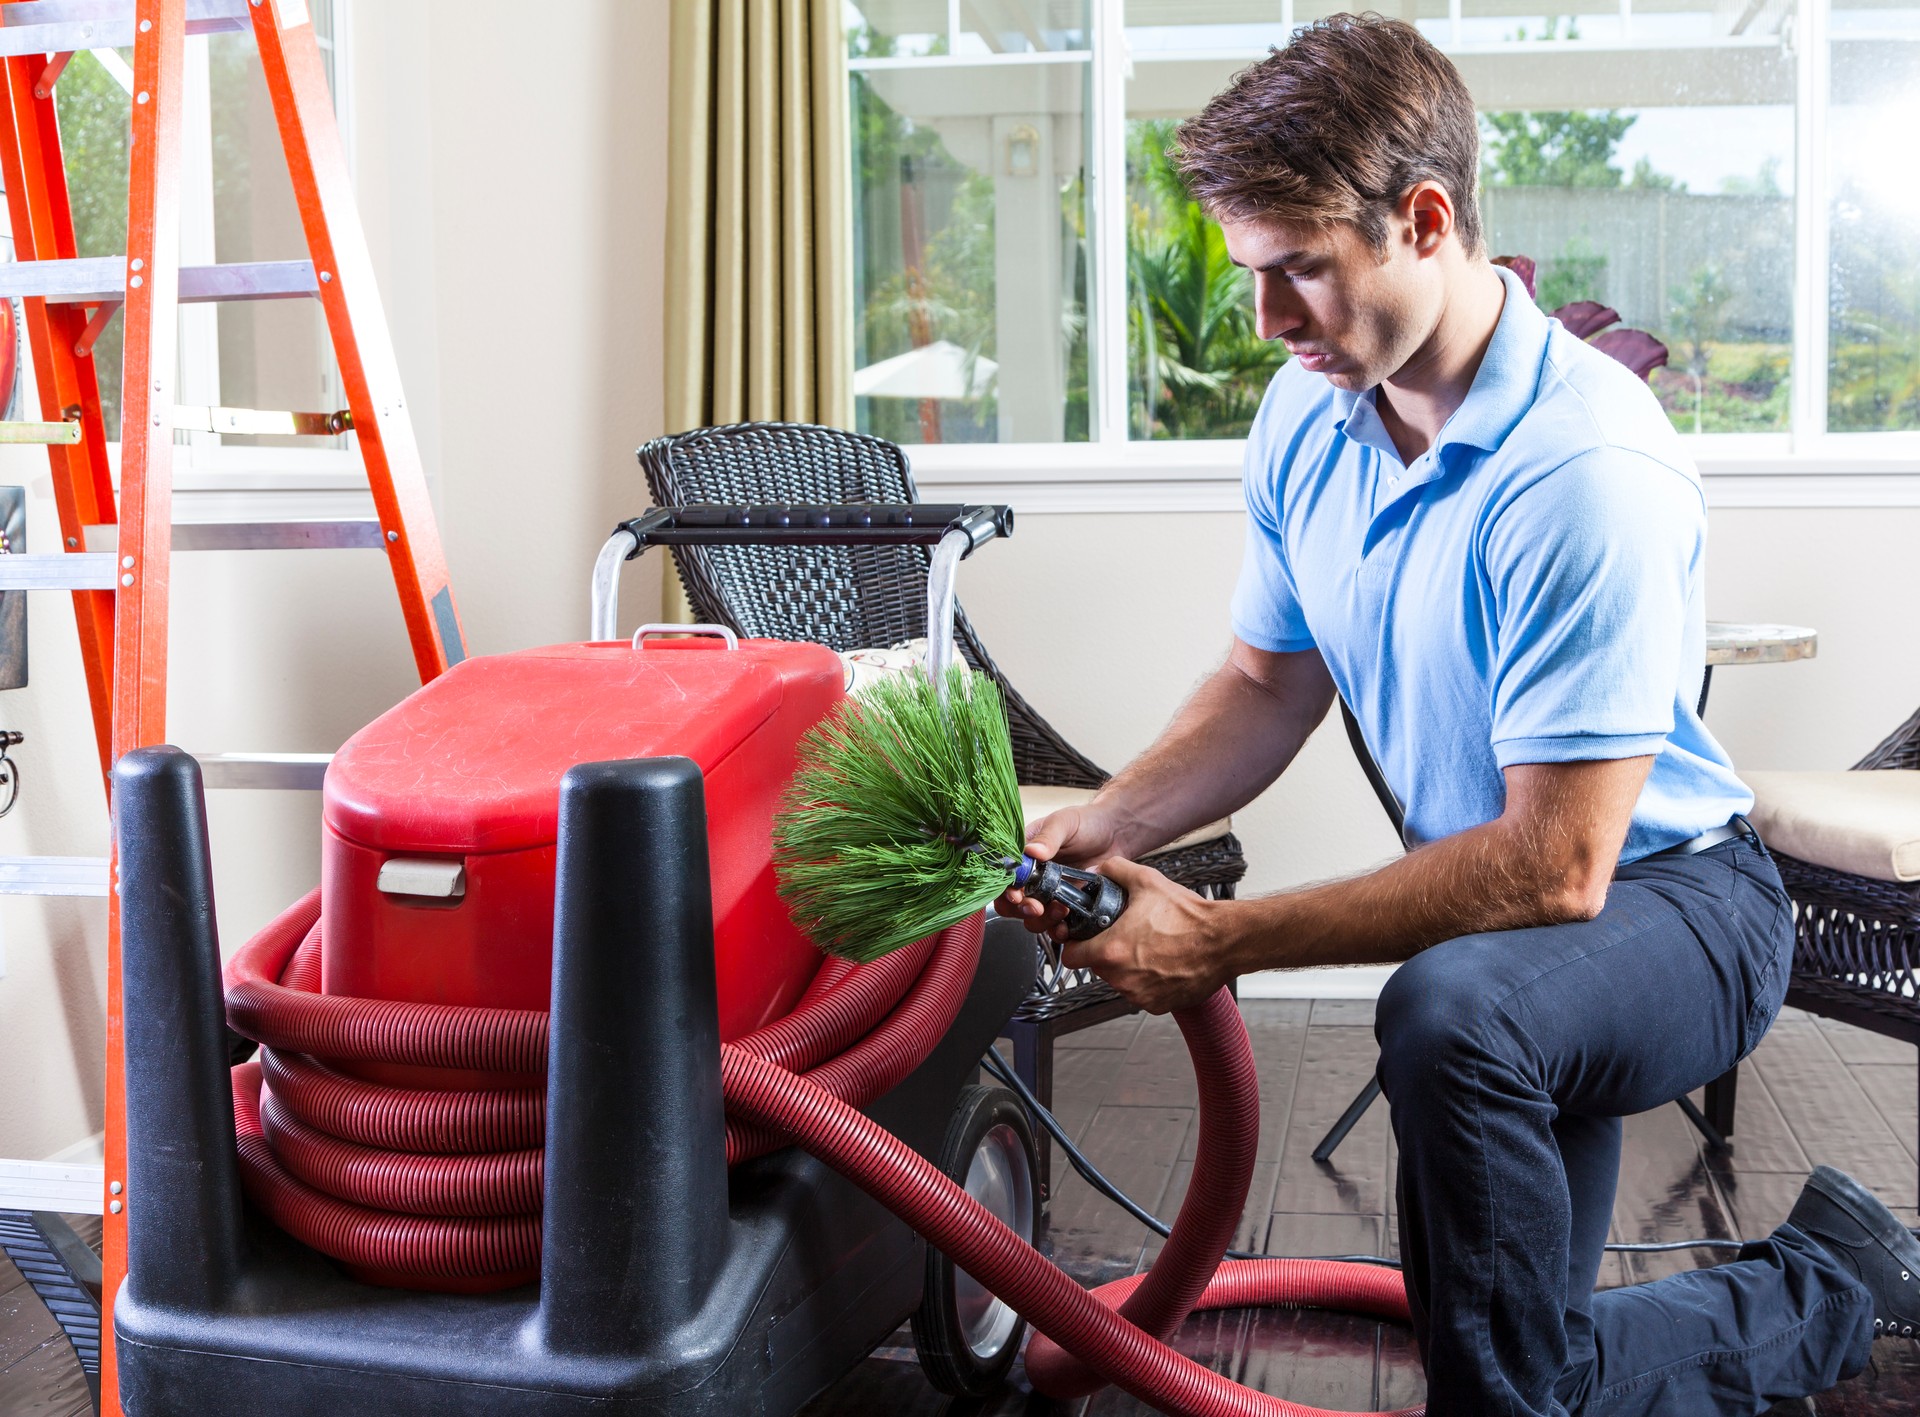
[92,0,376,523]
[853,0,1920,509]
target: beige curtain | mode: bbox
[665,0,854,431]
[661,0,854,619]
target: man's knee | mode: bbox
[1375,939,1514,1100]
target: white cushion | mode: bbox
[1016,784,1233,859]
[1744,769,1920,883]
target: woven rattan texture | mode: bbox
[1766,705,1920,1044]
[1775,850,1920,1014]
[639,422,1113,791]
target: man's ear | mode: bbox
[1401,181,1457,257]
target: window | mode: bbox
[35,2,350,467]
[846,0,1920,465]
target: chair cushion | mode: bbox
[1017,784,1233,859]
[1744,769,1920,883]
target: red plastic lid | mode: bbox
[325,639,826,853]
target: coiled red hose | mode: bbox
[224,894,1421,1414]
[223,889,982,1284]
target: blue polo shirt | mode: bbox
[1230,265,1751,862]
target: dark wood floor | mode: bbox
[806,1000,1920,1417]
[3,1003,1915,1416]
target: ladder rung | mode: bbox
[0,420,79,445]
[0,553,116,590]
[83,520,384,553]
[0,1159,105,1214]
[172,404,352,437]
[192,753,330,791]
[0,857,109,897]
[0,257,317,306]
[0,0,249,61]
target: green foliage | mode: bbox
[1536,235,1607,312]
[773,667,1026,963]
[53,51,131,438]
[1482,109,1637,190]
[1126,120,1286,440]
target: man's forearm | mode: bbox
[1092,649,1334,860]
[1213,756,1652,978]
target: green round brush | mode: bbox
[773,665,1126,963]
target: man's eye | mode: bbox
[1286,266,1318,281]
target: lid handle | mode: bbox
[631,623,739,651]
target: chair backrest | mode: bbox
[637,421,1108,790]
[638,421,945,654]
[1340,699,1407,846]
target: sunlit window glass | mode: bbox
[848,1,1094,444]
[1827,0,1920,432]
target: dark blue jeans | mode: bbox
[1375,835,1876,1416]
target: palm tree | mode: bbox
[1127,123,1287,440]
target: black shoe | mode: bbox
[1787,1165,1920,1339]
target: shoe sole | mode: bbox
[1804,1165,1920,1270]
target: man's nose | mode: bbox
[1254,273,1307,343]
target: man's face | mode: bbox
[1220,211,1436,393]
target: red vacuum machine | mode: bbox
[109,503,1415,1417]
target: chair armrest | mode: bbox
[615,503,1012,558]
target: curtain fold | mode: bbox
[665,0,852,433]
[662,0,853,621]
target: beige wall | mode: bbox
[0,0,671,1161]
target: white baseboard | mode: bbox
[1236,965,1398,1000]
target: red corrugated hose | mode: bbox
[224,889,1419,1415]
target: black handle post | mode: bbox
[537,756,730,1354]
[112,746,246,1311]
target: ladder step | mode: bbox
[0,257,317,306]
[172,404,353,437]
[192,753,330,791]
[0,0,250,60]
[0,421,80,445]
[83,520,384,553]
[0,857,108,897]
[0,553,117,591]
[0,1160,105,1214]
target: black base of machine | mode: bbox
[110,747,1036,1417]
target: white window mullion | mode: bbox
[1091,0,1129,443]
[1790,0,1830,449]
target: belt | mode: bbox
[1653,815,1760,858]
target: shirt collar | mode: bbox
[1431,264,1547,458]
[1329,264,1547,474]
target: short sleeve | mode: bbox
[1229,389,1316,653]
[1482,448,1704,766]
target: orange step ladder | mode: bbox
[0,3,466,1412]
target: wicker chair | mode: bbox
[637,421,1249,1194]
[1744,710,1920,1206]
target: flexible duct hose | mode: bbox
[223,890,981,1283]
[224,897,1420,1414]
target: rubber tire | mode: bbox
[912,1084,1040,1396]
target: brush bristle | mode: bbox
[773,665,1026,962]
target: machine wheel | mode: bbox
[912,1084,1040,1395]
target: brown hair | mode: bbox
[1172,13,1483,255]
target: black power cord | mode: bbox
[980,1048,1823,1265]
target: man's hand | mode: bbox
[1057,857,1231,1014]
[992,802,1120,939]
